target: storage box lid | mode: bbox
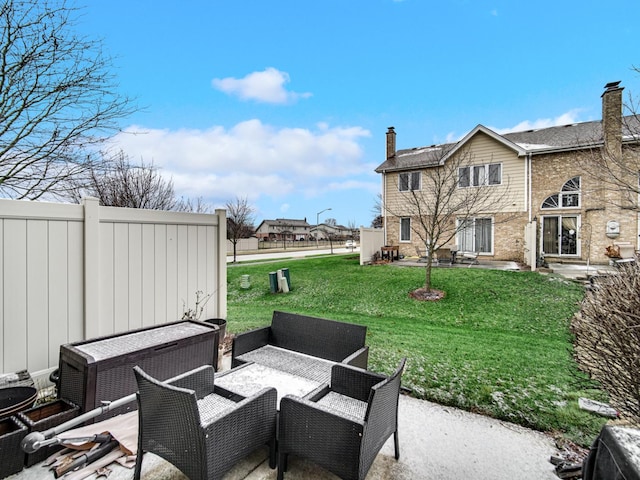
[75,322,214,361]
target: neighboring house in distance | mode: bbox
[376,82,640,265]
[255,218,312,241]
[310,223,357,240]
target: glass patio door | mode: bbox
[542,215,579,256]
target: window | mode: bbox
[457,218,493,253]
[400,217,411,242]
[459,163,501,187]
[542,176,581,209]
[542,215,579,256]
[399,172,421,191]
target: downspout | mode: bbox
[382,169,387,244]
[527,153,532,222]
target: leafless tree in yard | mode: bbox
[371,193,383,228]
[572,258,640,423]
[74,151,179,210]
[0,0,135,200]
[577,77,640,211]
[226,197,255,262]
[385,145,514,294]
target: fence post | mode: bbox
[83,197,100,339]
[215,209,227,319]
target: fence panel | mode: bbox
[0,198,226,378]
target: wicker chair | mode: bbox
[277,358,406,480]
[133,365,277,480]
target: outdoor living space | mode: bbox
[4,309,561,480]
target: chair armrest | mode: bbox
[343,346,369,369]
[331,363,386,402]
[232,326,270,358]
[167,365,215,399]
[304,384,331,402]
[279,395,364,459]
[204,386,277,462]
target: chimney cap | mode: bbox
[604,81,622,91]
[387,126,395,132]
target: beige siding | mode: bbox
[382,132,528,260]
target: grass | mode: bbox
[226,254,607,445]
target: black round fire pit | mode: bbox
[0,386,37,417]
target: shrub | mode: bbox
[571,258,640,423]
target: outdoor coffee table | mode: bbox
[216,362,321,408]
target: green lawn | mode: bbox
[226,254,606,445]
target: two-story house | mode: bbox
[254,218,312,241]
[376,82,640,265]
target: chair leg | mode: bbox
[394,430,400,460]
[277,452,287,480]
[268,438,277,469]
[134,450,143,480]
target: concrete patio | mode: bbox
[8,260,606,480]
[10,392,560,480]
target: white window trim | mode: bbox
[400,217,411,242]
[456,217,494,255]
[540,214,581,257]
[458,163,502,188]
[398,171,421,192]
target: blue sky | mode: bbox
[77,0,640,227]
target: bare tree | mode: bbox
[0,0,135,200]
[572,258,640,422]
[226,196,255,263]
[385,145,513,293]
[371,193,383,228]
[75,151,179,210]
[176,196,213,213]
[577,77,640,210]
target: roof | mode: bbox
[256,218,311,230]
[375,116,640,173]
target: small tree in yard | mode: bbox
[226,196,255,262]
[385,144,513,298]
[572,259,640,423]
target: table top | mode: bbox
[216,362,320,407]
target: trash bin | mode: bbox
[203,318,227,344]
[269,272,278,293]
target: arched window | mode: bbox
[541,176,580,209]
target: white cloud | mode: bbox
[109,120,371,205]
[212,68,312,104]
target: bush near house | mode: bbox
[572,258,640,424]
[227,254,607,445]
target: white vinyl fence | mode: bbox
[359,227,385,265]
[0,197,227,378]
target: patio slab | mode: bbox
[9,393,559,480]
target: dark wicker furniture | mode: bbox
[134,365,277,480]
[17,398,80,467]
[277,358,406,480]
[58,320,219,421]
[0,415,27,479]
[232,311,369,377]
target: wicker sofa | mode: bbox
[231,311,369,384]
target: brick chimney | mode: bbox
[386,126,396,159]
[602,81,623,160]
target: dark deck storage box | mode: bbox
[0,415,27,479]
[18,398,80,466]
[57,320,219,421]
